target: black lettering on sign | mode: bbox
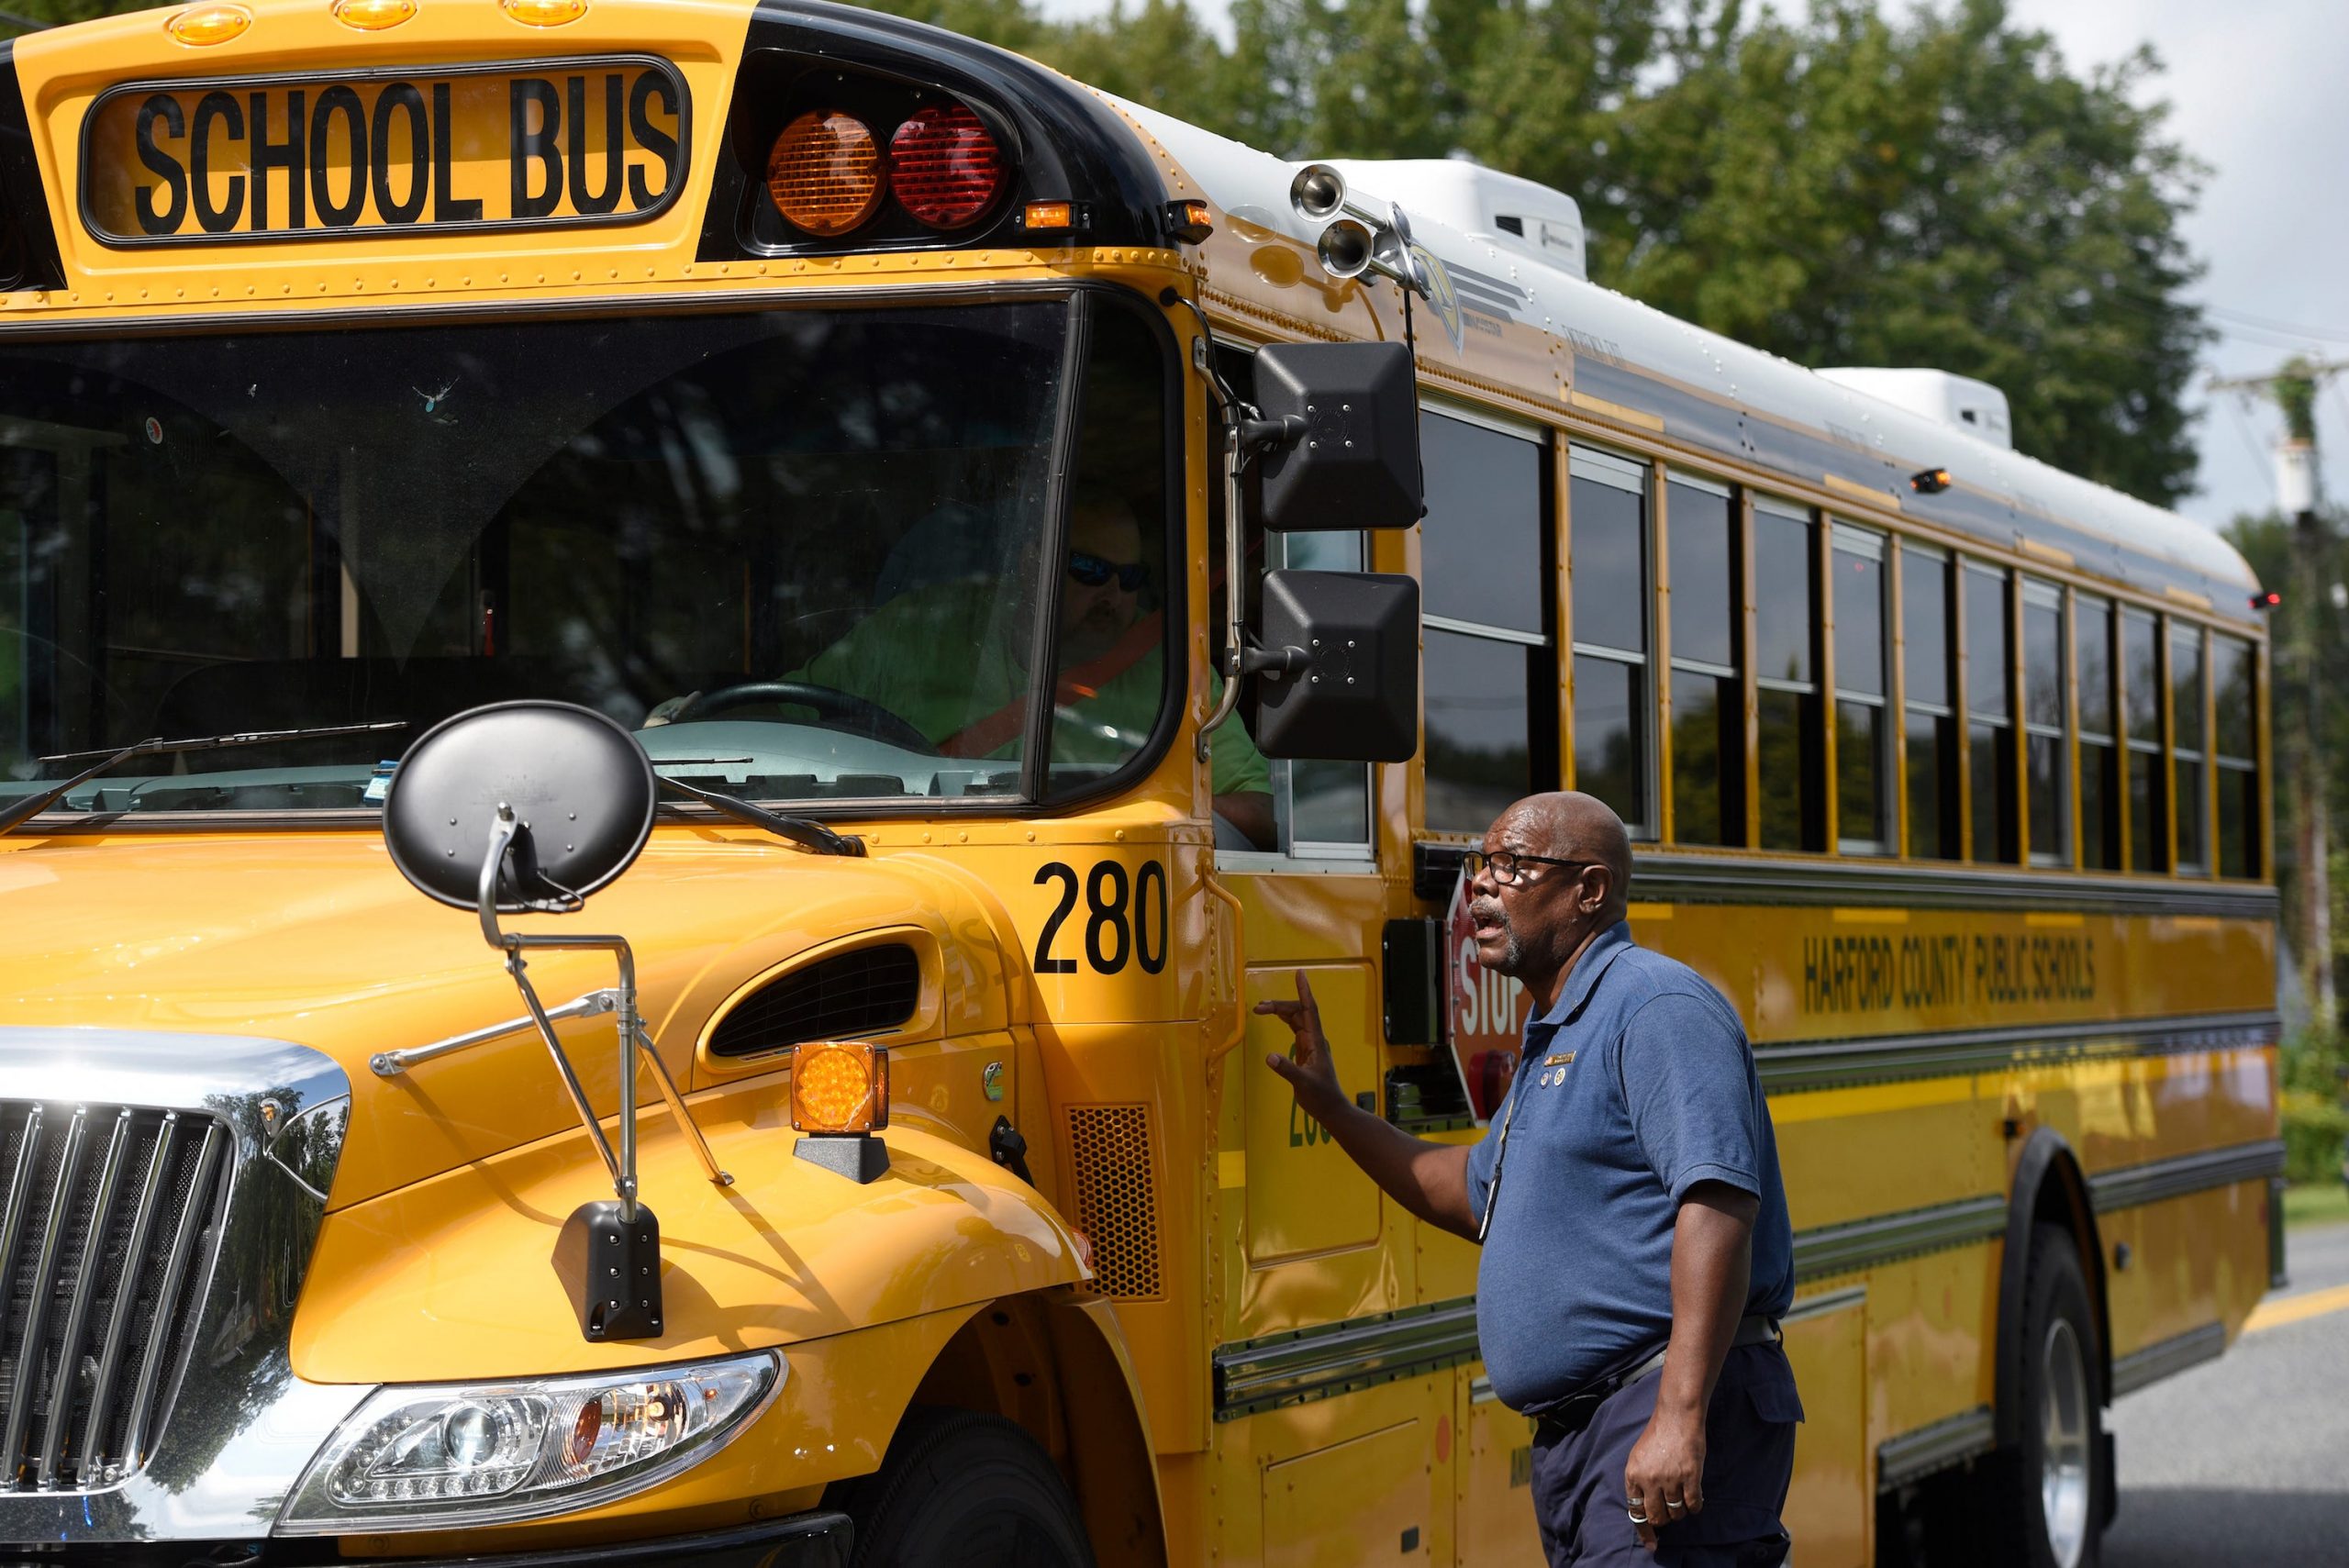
[627,68,679,207]
[1032,863,1079,975]
[431,81,484,224]
[1033,859,1171,976]
[88,61,687,243]
[1085,861,1130,973]
[133,95,187,236]
[1800,931,2099,1014]
[189,92,243,234]
[309,84,368,228]
[249,88,305,231]
[566,72,624,216]
[370,83,429,225]
[509,77,562,220]
[1134,859,1168,974]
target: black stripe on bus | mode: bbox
[1755,1010,2276,1095]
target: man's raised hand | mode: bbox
[1256,973,1345,1122]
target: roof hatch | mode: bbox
[1816,368,2013,451]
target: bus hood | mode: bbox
[0,828,1016,1209]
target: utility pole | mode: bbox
[2213,355,2349,1032]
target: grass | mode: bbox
[2285,1180,2349,1230]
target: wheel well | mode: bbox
[1996,1129,2112,1449]
[905,1294,1168,1568]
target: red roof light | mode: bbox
[890,105,1006,230]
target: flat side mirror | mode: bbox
[1251,569,1420,762]
[1254,341,1424,531]
[383,700,655,913]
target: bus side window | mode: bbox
[2212,633,2259,877]
[1900,544,1959,860]
[1831,522,1890,855]
[1208,344,1371,862]
[1420,406,1554,835]
[1964,562,2017,863]
[2076,595,2122,871]
[1568,446,1652,837]
[2021,578,2069,867]
[1665,475,1742,846]
[1753,498,1821,851]
[2121,607,2166,872]
[2170,622,2208,874]
[1275,530,1373,859]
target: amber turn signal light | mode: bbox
[767,111,886,238]
[1162,198,1213,244]
[1909,466,1952,495]
[790,1040,889,1134]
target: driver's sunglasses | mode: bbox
[1066,550,1150,592]
[1462,850,1600,887]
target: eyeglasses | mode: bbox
[1461,849,1599,887]
[1066,550,1149,592]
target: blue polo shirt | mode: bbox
[1464,920,1795,1413]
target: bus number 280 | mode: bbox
[1033,861,1169,976]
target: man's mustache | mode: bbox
[1471,896,1508,929]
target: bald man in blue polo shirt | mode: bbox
[1258,791,1799,1565]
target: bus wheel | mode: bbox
[1988,1224,2106,1568]
[838,1404,1097,1568]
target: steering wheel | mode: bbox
[666,681,938,755]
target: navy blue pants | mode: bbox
[1528,1341,1801,1567]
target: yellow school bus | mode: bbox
[0,3,2277,1566]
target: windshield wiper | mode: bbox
[654,773,864,857]
[0,720,410,837]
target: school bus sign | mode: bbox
[81,56,687,245]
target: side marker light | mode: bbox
[1909,466,1952,495]
[499,0,586,26]
[333,0,415,28]
[2252,590,2281,611]
[165,4,251,44]
[1162,198,1213,244]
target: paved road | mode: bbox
[2104,1218,2349,1566]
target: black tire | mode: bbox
[834,1405,1096,1568]
[1983,1224,2107,1568]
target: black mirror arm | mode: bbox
[1240,639,1312,681]
[1238,414,1307,452]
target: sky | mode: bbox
[2005,0,2349,533]
[1039,0,2349,537]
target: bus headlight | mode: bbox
[278,1351,781,1533]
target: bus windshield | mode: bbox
[0,297,1177,819]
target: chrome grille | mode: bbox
[0,1102,227,1492]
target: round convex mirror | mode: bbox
[383,701,657,913]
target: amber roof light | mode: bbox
[767,111,886,238]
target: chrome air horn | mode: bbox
[1291,162,1433,296]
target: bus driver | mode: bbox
[653,492,1275,849]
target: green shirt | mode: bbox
[797,582,1270,797]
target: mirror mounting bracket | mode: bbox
[375,806,733,1341]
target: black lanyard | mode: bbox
[1475,1040,1543,1244]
